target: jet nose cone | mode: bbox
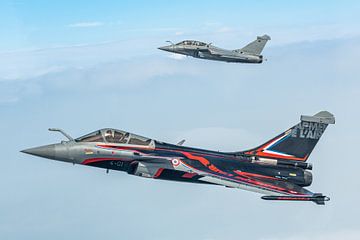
[158,46,172,52]
[21,144,56,159]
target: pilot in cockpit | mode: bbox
[104,129,115,142]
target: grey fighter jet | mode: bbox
[21,111,335,205]
[158,35,271,63]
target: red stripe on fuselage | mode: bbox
[153,168,164,178]
[181,151,232,176]
[254,151,307,161]
[97,144,237,160]
[182,172,197,179]
[234,170,277,180]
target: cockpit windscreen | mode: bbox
[177,40,207,46]
[76,129,152,146]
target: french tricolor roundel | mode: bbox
[172,158,180,166]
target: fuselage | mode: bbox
[22,128,312,187]
[159,43,263,63]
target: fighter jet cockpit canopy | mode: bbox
[177,40,207,46]
[75,128,152,146]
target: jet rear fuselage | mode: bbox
[170,47,263,63]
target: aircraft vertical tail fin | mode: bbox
[240,111,335,162]
[235,35,271,55]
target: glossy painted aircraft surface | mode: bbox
[22,111,335,205]
[158,35,270,63]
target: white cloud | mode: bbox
[184,23,360,48]
[67,21,104,28]
[168,53,186,60]
[1,35,359,107]
[0,52,205,102]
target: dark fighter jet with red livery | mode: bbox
[21,111,335,205]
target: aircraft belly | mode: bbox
[198,176,282,195]
[154,168,211,184]
[201,54,247,63]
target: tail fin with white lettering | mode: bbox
[241,111,335,162]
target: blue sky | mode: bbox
[1,1,360,240]
[1,0,360,50]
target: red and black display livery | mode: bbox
[21,111,335,205]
